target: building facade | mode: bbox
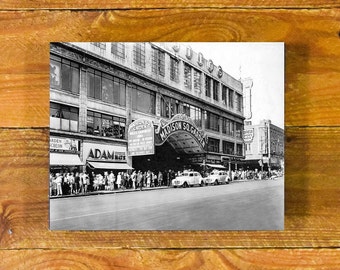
[244,120,284,171]
[49,42,246,173]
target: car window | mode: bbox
[189,173,193,177]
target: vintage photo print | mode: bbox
[49,42,284,230]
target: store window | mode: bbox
[207,137,220,153]
[87,68,126,107]
[87,111,126,139]
[205,76,211,97]
[235,122,243,139]
[236,144,243,156]
[222,118,234,137]
[50,55,80,94]
[133,43,146,68]
[222,141,234,155]
[131,85,156,115]
[152,47,165,76]
[50,102,78,132]
[111,43,125,59]
[184,63,192,90]
[193,69,202,92]
[205,111,219,132]
[170,57,179,82]
[213,80,219,101]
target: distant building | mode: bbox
[49,42,247,173]
[244,120,284,170]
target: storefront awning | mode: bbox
[50,153,83,166]
[87,161,133,170]
[206,164,226,169]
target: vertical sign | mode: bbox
[128,119,155,156]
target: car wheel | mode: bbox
[215,180,219,185]
[200,181,204,187]
[183,182,188,188]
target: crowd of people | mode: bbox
[49,169,177,197]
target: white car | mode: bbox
[205,170,230,185]
[172,171,205,188]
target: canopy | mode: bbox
[205,164,226,169]
[87,161,133,170]
[50,153,83,166]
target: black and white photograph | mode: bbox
[49,42,284,230]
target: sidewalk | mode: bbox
[49,185,171,199]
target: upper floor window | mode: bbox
[133,43,145,68]
[152,47,165,76]
[91,42,106,56]
[183,103,202,128]
[184,63,192,90]
[50,55,79,94]
[228,89,234,108]
[222,85,228,105]
[213,80,219,101]
[50,102,78,132]
[131,85,156,115]
[193,69,202,92]
[205,111,219,132]
[87,68,126,107]
[236,93,242,112]
[235,122,243,139]
[170,57,179,82]
[111,43,125,59]
[87,111,126,139]
[222,118,234,137]
[205,76,211,97]
[207,137,220,153]
[222,141,234,155]
[161,95,179,119]
[236,143,243,156]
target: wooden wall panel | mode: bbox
[0,9,339,127]
[0,3,339,269]
[0,249,339,270]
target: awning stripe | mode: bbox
[87,161,133,170]
[50,153,83,166]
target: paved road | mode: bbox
[50,177,284,230]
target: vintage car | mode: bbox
[172,171,205,188]
[205,170,230,185]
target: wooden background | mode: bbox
[0,1,339,269]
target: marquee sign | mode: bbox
[155,114,207,150]
[128,118,155,156]
[50,136,79,153]
[243,128,254,143]
[83,142,127,161]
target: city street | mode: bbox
[50,177,284,230]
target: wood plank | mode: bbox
[0,1,339,10]
[0,128,339,249]
[0,9,339,127]
[0,249,339,269]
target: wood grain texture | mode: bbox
[0,9,339,127]
[1,0,340,10]
[0,249,339,269]
[0,128,338,249]
[0,4,339,269]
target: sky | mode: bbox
[187,42,285,129]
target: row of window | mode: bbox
[160,95,243,138]
[207,138,243,156]
[91,43,243,111]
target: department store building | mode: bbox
[49,42,246,173]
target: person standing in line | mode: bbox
[108,171,115,191]
[55,173,63,196]
[74,172,80,194]
[158,171,163,186]
[131,171,137,189]
[117,172,122,189]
